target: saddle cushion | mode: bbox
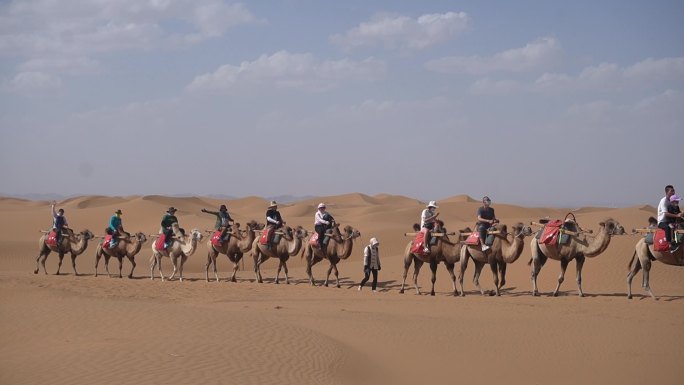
[654,228,670,252]
[464,232,480,246]
[410,229,429,256]
[103,234,114,249]
[259,228,271,245]
[46,231,58,247]
[309,233,319,248]
[211,230,223,247]
[154,234,167,251]
[539,220,564,245]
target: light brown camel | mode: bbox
[399,223,471,296]
[94,232,147,278]
[302,224,361,287]
[34,228,94,275]
[149,227,203,282]
[529,218,620,297]
[205,221,260,282]
[253,226,308,284]
[627,231,684,299]
[458,223,533,296]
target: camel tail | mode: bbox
[627,250,637,270]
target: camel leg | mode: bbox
[168,255,179,281]
[575,256,585,297]
[178,255,187,282]
[70,252,79,276]
[626,257,641,299]
[473,261,486,296]
[399,254,413,294]
[458,253,470,297]
[324,263,333,287]
[156,255,166,281]
[95,249,102,277]
[55,251,65,275]
[306,249,315,286]
[275,260,282,284]
[333,263,340,288]
[489,261,500,296]
[446,263,459,296]
[117,256,124,278]
[230,253,241,283]
[283,261,290,285]
[127,255,136,279]
[413,259,424,295]
[34,246,50,274]
[149,255,157,280]
[253,251,263,283]
[530,253,546,297]
[552,259,569,297]
[498,262,507,288]
[640,258,657,300]
[429,259,438,296]
[204,251,213,282]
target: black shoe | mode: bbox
[671,245,680,253]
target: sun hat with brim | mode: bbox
[114,209,122,214]
[269,201,278,208]
[167,207,177,213]
[370,237,379,246]
[318,203,326,209]
[427,201,438,208]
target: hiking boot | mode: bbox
[481,245,490,252]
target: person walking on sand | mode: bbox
[358,238,381,292]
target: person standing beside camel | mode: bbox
[314,203,334,249]
[477,196,498,252]
[51,201,69,245]
[657,185,683,248]
[265,201,284,248]
[358,237,381,292]
[201,205,234,243]
[421,201,439,254]
[108,209,129,248]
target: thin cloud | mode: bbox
[4,71,62,94]
[330,11,469,52]
[186,50,386,92]
[427,37,561,74]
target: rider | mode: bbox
[201,204,234,243]
[161,207,179,248]
[265,200,284,248]
[477,196,498,252]
[51,201,69,245]
[108,209,129,247]
[657,185,683,248]
[668,194,682,251]
[420,201,439,253]
[314,203,335,249]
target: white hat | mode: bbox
[317,203,326,209]
[268,200,277,208]
[427,201,438,208]
[370,237,379,246]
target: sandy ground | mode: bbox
[1,194,683,385]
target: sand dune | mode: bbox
[1,193,683,385]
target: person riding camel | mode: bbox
[420,201,440,254]
[51,201,69,246]
[108,209,129,248]
[201,204,234,243]
[314,203,335,250]
[160,207,179,249]
[477,196,498,252]
[265,201,284,248]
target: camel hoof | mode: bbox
[578,293,584,298]
[627,295,632,299]
[275,280,279,285]
[552,292,559,297]
[285,281,290,285]
[324,283,329,287]
[336,284,341,289]
[128,275,133,279]
[33,269,38,274]
[430,291,435,296]
[532,292,539,297]
[399,289,404,294]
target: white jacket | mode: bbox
[363,245,381,270]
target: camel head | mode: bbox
[80,229,94,241]
[295,226,309,239]
[599,218,620,235]
[281,226,294,241]
[190,228,203,241]
[412,223,421,231]
[135,232,148,243]
[511,223,533,238]
[343,225,361,240]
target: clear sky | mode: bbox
[1,0,682,207]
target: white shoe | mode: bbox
[481,245,490,251]
[372,289,377,293]
[358,286,362,291]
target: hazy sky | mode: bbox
[1,1,682,207]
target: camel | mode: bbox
[529,218,620,297]
[302,224,361,287]
[34,228,94,275]
[458,223,533,296]
[252,226,309,284]
[399,223,471,296]
[627,229,684,299]
[205,221,260,283]
[94,232,147,278]
[149,226,203,282]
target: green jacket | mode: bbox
[161,214,178,229]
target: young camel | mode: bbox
[252,226,308,284]
[302,224,361,288]
[529,218,620,297]
[94,232,147,278]
[149,227,203,282]
[458,223,533,296]
[399,223,471,296]
[205,221,260,283]
[627,226,684,299]
[34,228,94,276]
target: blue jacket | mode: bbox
[109,215,122,231]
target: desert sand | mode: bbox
[1,193,683,385]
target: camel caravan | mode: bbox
[32,191,684,300]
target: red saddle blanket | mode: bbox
[103,234,114,249]
[654,228,670,252]
[154,234,167,251]
[540,220,564,245]
[464,232,480,246]
[309,233,319,248]
[410,229,429,256]
[46,231,58,247]
[211,231,223,247]
[259,228,272,245]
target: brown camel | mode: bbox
[302,224,361,287]
[458,223,533,296]
[529,218,620,297]
[205,221,260,282]
[149,226,203,282]
[252,226,308,284]
[627,230,684,299]
[34,228,94,276]
[94,232,147,278]
[398,223,471,296]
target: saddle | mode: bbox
[211,230,223,247]
[46,230,59,247]
[259,228,272,245]
[410,229,429,256]
[103,234,114,249]
[653,228,670,252]
[538,220,564,245]
[464,232,480,246]
[154,234,168,251]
